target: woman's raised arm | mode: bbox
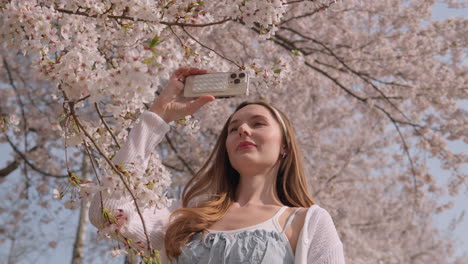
[88,67,214,260]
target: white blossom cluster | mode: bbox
[227,0,287,38]
[98,152,172,210]
[0,0,300,119]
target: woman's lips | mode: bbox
[237,141,256,150]
[238,144,256,150]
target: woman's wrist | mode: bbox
[149,105,172,124]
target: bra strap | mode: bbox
[281,208,301,234]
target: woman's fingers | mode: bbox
[151,68,213,122]
[186,95,215,114]
[172,67,208,80]
[168,67,209,96]
[184,68,208,77]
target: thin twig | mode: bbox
[4,134,67,178]
[63,97,154,254]
[255,25,422,205]
[304,61,367,102]
[94,102,121,149]
[181,26,242,69]
[280,27,438,159]
[162,162,184,172]
[0,159,20,177]
[76,95,90,103]
[82,141,104,214]
[56,83,155,252]
[168,25,184,47]
[3,59,31,195]
[72,111,153,252]
[164,134,195,175]
[282,2,334,24]
[54,7,231,27]
[375,105,419,205]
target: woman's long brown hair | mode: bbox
[164,101,314,260]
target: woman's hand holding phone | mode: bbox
[149,68,215,123]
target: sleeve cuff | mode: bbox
[140,110,170,135]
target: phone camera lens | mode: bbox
[239,73,245,78]
[234,79,241,84]
[230,73,237,78]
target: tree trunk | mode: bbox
[71,155,90,264]
[7,236,16,264]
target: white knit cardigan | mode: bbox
[89,111,345,264]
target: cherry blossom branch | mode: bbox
[284,0,308,4]
[53,7,231,27]
[76,95,90,103]
[305,37,415,122]
[62,111,72,178]
[282,2,335,23]
[246,25,367,101]
[3,134,67,178]
[275,27,410,87]
[71,113,154,253]
[94,102,121,149]
[82,141,104,214]
[260,26,422,202]
[164,134,195,175]
[303,41,442,157]
[310,59,429,129]
[306,60,420,202]
[268,27,435,154]
[375,105,419,202]
[168,25,184,47]
[279,27,417,123]
[180,26,243,69]
[0,158,19,178]
[59,89,154,255]
[3,59,31,191]
[161,162,184,172]
[326,147,362,185]
[284,0,336,5]
[97,47,117,69]
[304,61,368,102]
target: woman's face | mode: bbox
[225,104,284,174]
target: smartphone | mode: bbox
[183,72,249,98]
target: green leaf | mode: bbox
[143,251,162,264]
[177,117,187,124]
[58,112,67,121]
[145,181,155,190]
[273,68,282,74]
[68,171,80,186]
[102,208,117,224]
[149,35,161,48]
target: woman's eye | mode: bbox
[229,127,237,133]
[254,122,265,127]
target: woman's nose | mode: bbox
[238,124,251,137]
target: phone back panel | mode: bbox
[184,72,249,98]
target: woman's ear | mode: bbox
[280,145,288,158]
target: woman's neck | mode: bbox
[234,165,283,207]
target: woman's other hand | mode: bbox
[149,67,215,123]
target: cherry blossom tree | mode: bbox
[0,0,467,263]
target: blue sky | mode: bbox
[431,2,468,259]
[0,2,467,263]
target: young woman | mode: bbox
[89,68,345,263]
